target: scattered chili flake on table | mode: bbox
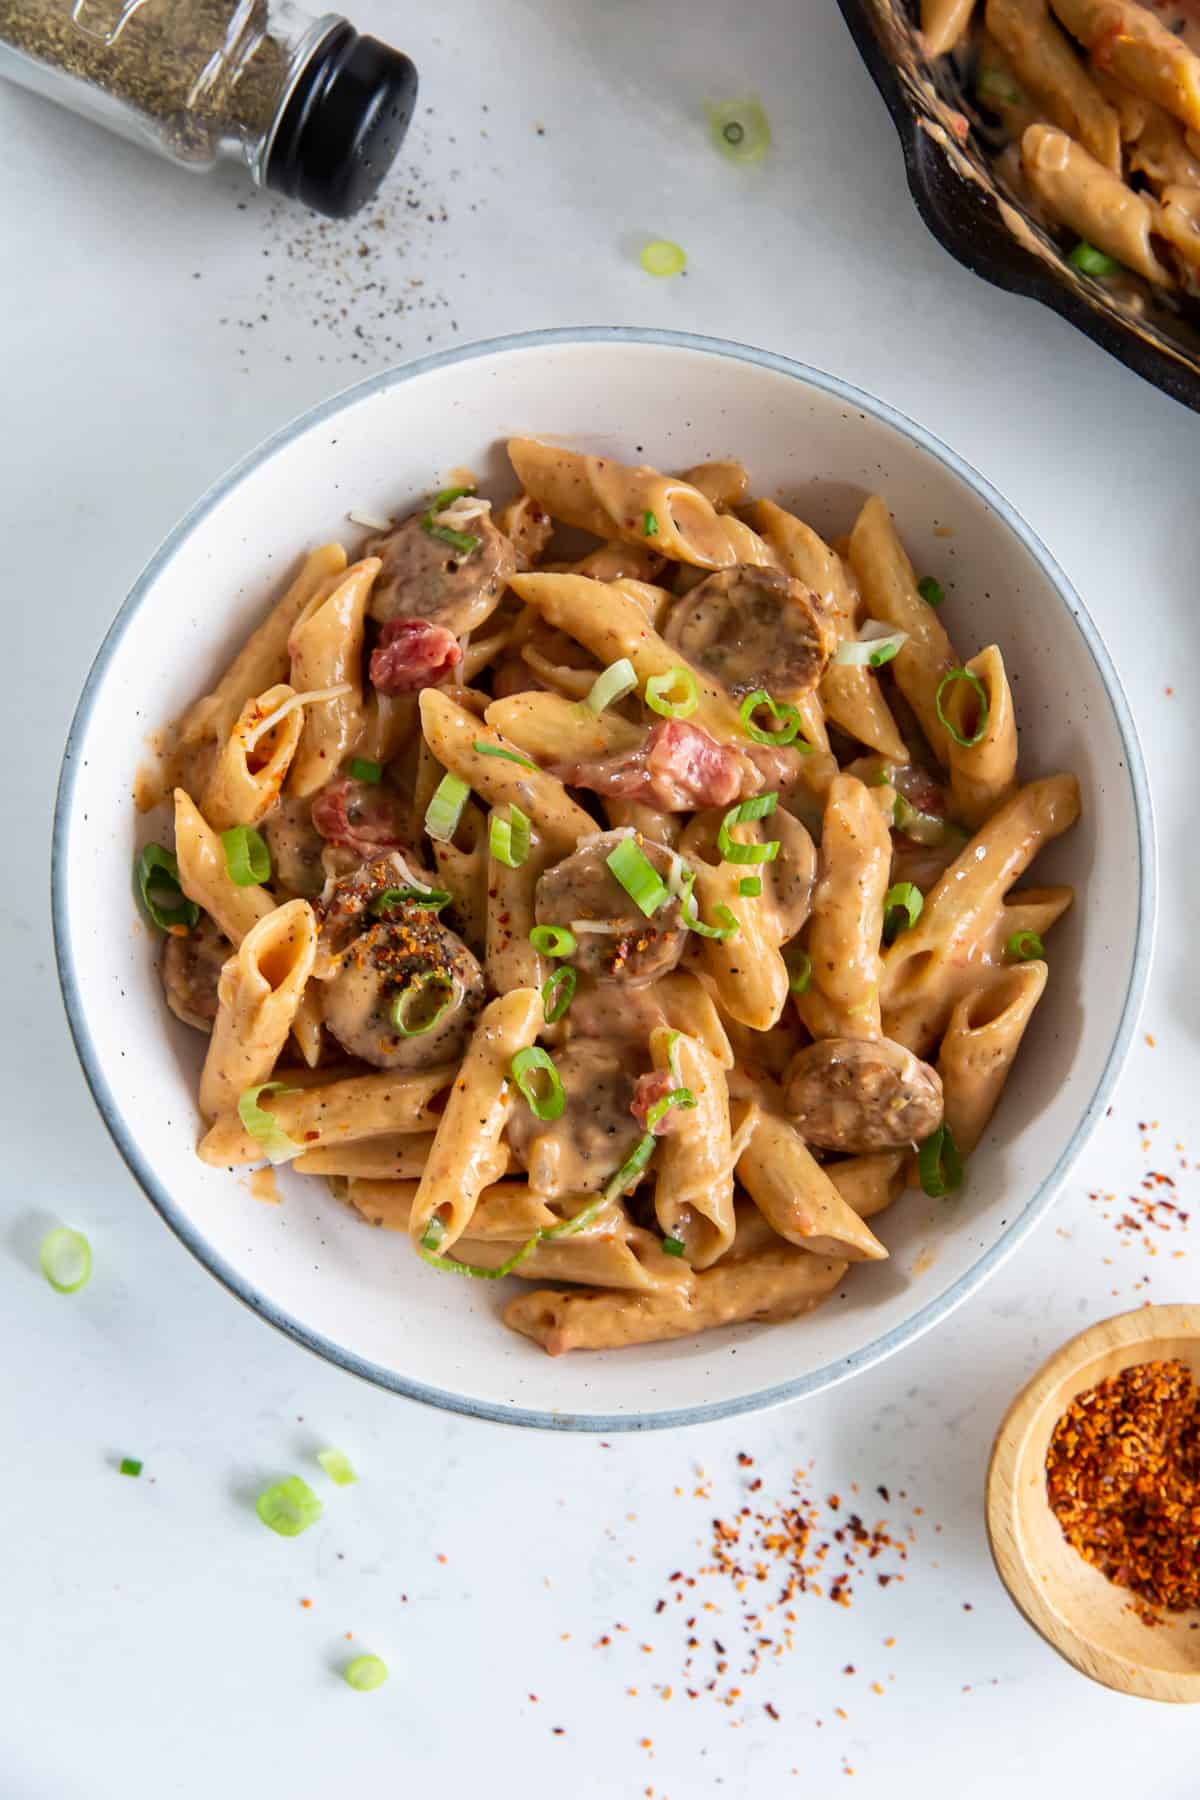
[1046,1358,1200,1621]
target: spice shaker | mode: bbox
[0,0,418,217]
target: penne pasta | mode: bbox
[943,644,1019,828]
[198,899,317,1120]
[197,1063,456,1165]
[938,961,1048,1152]
[485,818,555,995]
[986,0,1122,172]
[736,1108,888,1261]
[796,774,892,1040]
[173,787,275,946]
[419,687,596,855]
[287,558,380,796]
[295,1133,439,1179]
[200,683,304,831]
[649,1027,735,1268]
[922,0,977,55]
[1049,0,1200,133]
[484,689,642,765]
[827,1151,908,1220]
[1020,124,1172,284]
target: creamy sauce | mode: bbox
[504,1040,646,1196]
[247,1167,283,1205]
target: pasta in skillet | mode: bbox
[138,440,1081,1355]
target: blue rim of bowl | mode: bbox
[52,325,1157,1433]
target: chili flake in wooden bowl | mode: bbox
[987,1304,1200,1702]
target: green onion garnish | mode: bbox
[661,1236,686,1257]
[40,1227,93,1294]
[542,965,577,1024]
[237,1080,301,1165]
[511,1046,566,1121]
[640,239,687,277]
[1007,929,1045,961]
[344,1654,389,1691]
[582,658,638,716]
[834,624,909,669]
[602,1131,658,1199]
[221,824,272,887]
[349,757,383,784]
[738,690,803,747]
[421,1234,543,1280]
[643,510,659,536]
[1069,239,1120,276]
[706,96,772,164]
[490,803,531,869]
[316,1448,357,1486]
[255,1475,323,1537]
[717,793,780,865]
[916,576,944,607]
[669,858,741,941]
[370,885,451,915]
[977,65,1024,106]
[425,772,470,843]
[936,668,990,748]
[422,486,480,558]
[738,876,762,897]
[917,1124,964,1198]
[785,945,812,995]
[119,1457,143,1477]
[646,1086,696,1132]
[421,1217,446,1253]
[392,970,455,1037]
[529,924,576,958]
[882,881,923,944]
[136,844,199,933]
[473,739,539,772]
[892,795,950,847]
[606,837,670,916]
[644,667,700,719]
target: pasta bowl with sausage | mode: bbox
[53,328,1153,1428]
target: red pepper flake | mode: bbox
[299,1597,312,1609]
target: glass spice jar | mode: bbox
[0,0,418,217]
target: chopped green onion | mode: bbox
[882,882,924,945]
[39,1227,92,1294]
[717,793,780,865]
[349,757,383,784]
[344,1654,389,1691]
[606,837,670,916]
[936,668,990,748]
[422,486,480,558]
[511,1046,566,1121]
[392,970,455,1037]
[706,96,772,164]
[370,885,451,915]
[238,1081,301,1164]
[738,876,762,897]
[917,1124,964,1198]
[490,803,531,869]
[916,576,944,608]
[644,667,699,719]
[221,824,272,887]
[421,1217,446,1253]
[425,772,470,843]
[473,738,539,771]
[540,1193,610,1242]
[582,658,638,716]
[646,1086,696,1132]
[643,510,659,536]
[977,65,1024,106]
[530,924,576,958]
[669,857,740,940]
[738,690,803,746]
[542,965,577,1024]
[136,844,199,933]
[119,1457,142,1477]
[255,1475,323,1537]
[1069,239,1120,276]
[892,795,949,847]
[602,1131,658,1200]
[640,239,687,277]
[421,1232,542,1280]
[785,945,812,995]
[316,1448,357,1486]
[834,623,909,669]
[661,1236,686,1257]
[1007,929,1045,961]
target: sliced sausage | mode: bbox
[505,1040,647,1196]
[663,564,836,698]
[764,808,818,941]
[366,504,515,637]
[263,792,327,898]
[321,910,484,1070]
[162,914,227,1032]
[784,1036,943,1153]
[314,851,439,973]
[311,773,409,860]
[555,719,745,812]
[369,617,462,695]
[535,829,686,986]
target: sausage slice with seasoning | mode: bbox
[505,1041,647,1198]
[320,906,484,1070]
[534,828,686,986]
[784,1036,943,1152]
[366,503,516,638]
[663,564,836,698]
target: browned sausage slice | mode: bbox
[534,829,686,987]
[321,910,484,1070]
[505,1041,647,1197]
[663,564,835,697]
[784,1037,943,1152]
[366,505,515,637]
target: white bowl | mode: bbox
[53,328,1155,1431]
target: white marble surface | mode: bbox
[3,1,1198,1792]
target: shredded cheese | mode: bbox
[243,683,353,752]
[347,510,393,532]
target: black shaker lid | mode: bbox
[266,24,418,220]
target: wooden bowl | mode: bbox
[987,1304,1200,1701]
